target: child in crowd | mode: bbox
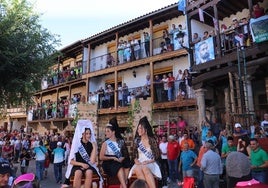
[19,148,31,174]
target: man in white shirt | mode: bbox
[159,136,168,186]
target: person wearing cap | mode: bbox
[167,135,180,183]
[100,117,131,188]
[128,116,161,188]
[0,161,12,188]
[233,123,248,138]
[52,142,65,184]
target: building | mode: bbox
[3,0,267,141]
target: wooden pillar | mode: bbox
[114,71,118,108]
[150,62,154,104]
[86,43,91,74]
[115,32,119,65]
[213,4,221,57]
[149,19,153,56]
[224,88,231,129]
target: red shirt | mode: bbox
[167,141,181,160]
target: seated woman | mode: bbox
[64,120,102,188]
[128,116,162,188]
[100,117,131,188]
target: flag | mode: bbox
[213,18,219,31]
[199,8,204,22]
[178,0,185,13]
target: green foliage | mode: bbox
[127,99,141,133]
[0,0,60,110]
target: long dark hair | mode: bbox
[134,116,154,138]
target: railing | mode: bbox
[45,65,82,88]
[89,80,196,109]
[153,79,196,103]
[87,35,184,73]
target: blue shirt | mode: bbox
[201,150,222,175]
[33,146,47,161]
[180,150,197,171]
[53,147,65,164]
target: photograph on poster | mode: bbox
[194,37,215,65]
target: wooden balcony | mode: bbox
[153,98,197,110]
[83,49,188,78]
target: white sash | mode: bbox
[138,141,154,160]
[106,140,121,158]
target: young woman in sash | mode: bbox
[128,116,162,188]
[63,120,102,188]
[100,117,131,188]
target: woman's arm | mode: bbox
[99,142,117,161]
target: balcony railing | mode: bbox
[89,80,196,109]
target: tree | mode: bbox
[0,0,60,114]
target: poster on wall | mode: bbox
[194,37,215,65]
[250,15,268,43]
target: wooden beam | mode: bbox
[188,0,221,18]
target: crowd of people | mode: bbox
[1,113,267,188]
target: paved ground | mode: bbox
[13,160,66,188]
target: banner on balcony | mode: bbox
[250,15,268,43]
[194,37,215,65]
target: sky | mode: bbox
[30,0,177,49]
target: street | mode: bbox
[13,160,66,188]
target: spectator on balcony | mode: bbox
[163,29,171,51]
[167,73,175,101]
[241,18,249,46]
[161,74,169,102]
[118,40,125,64]
[52,102,57,119]
[135,87,144,99]
[169,24,178,39]
[175,69,183,98]
[106,53,115,68]
[118,84,123,107]
[160,41,168,54]
[154,75,163,102]
[191,33,201,46]
[182,69,193,98]
[232,18,244,48]
[63,99,69,118]
[175,24,185,45]
[97,86,105,109]
[124,41,131,63]
[143,32,150,57]
[131,37,141,60]
[107,85,114,109]
[252,3,265,19]
[122,83,129,107]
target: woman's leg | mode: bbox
[84,169,93,188]
[73,170,82,188]
[117,168,127,188]
[141,166,156,188]
[133,166,145,180]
